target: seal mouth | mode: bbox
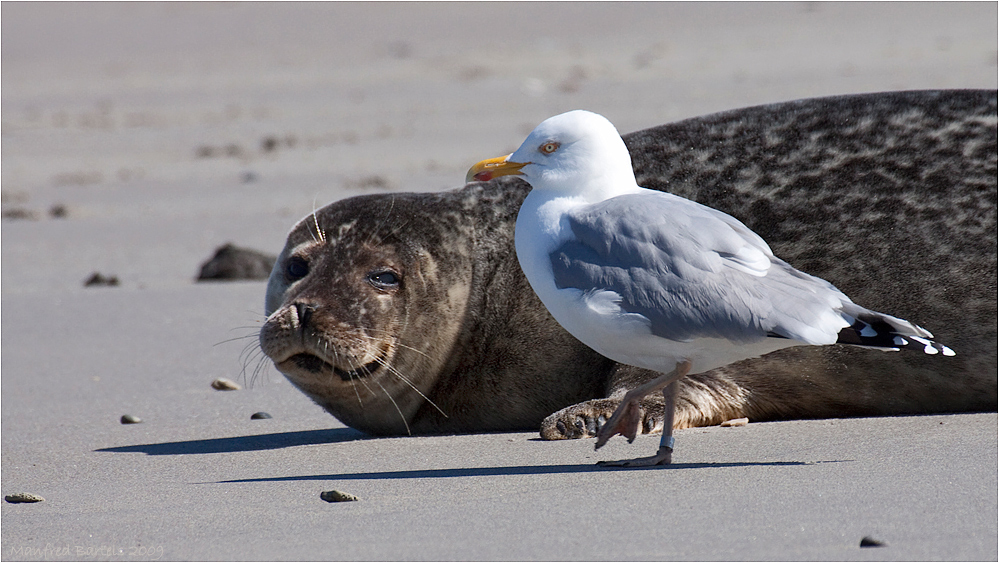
[288,353,384,382]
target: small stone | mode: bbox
[860,536,886,548]
[84,272,120,287]
[2,208,39,220]
[120,414,142,424]
[720,417,749,427]
[49,204,68,218]
[320,490,359,503]
[211,378,242,391]
[5,493,45,503]
[250,412,272,420]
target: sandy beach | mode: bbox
[2,3,997,560]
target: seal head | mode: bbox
[260,195,466,434]
[259,183,614,435]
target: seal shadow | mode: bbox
[96,427,366,456]
[214,459,851,483]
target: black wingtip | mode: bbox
[836,317,955,356]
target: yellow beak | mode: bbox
[466,154,527,183]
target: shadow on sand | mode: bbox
[96,428,366,456]
[215,459,849,482]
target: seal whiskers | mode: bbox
[340,350,412,436]
[222,328,273,388]
[310,196,327,244]
[368,353,448,418]
[240,344,271,387]
[358,329,434,361]
[331,331,448,418]
[324,340,365,408]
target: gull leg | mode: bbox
[659,378,679,463]
[596,361,689,467]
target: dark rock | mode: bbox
[84,272,120,287]
[49,204,68,218]
[320,490,359,502]
[860,536,886,548]
[5,493,45,503]
[196,243,276,281]
[2,208,39,220]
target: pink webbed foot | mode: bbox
[597,444,673,467]
[594,396,644,450]
[594,366,687,468]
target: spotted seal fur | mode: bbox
[259,90,996,438]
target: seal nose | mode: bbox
[294,302,316,328]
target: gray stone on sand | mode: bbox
[197,243,276,282]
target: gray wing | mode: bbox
[550,192,850,344]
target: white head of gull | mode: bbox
[468,109,954,467]
[468,110,642,201]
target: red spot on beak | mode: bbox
[472,170,493,182]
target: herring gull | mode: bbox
[467,109,955,467]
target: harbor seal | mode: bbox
[259,90,997,437]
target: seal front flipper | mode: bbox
[540,396,665,440]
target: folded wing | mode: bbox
[550,191,852,345]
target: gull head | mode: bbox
[467,110,639,200]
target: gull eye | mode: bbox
[286,256,309,281]
[539,141,560,155]
[367,269,400,290]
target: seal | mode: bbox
[259,90,997,438]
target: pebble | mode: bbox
[720,417,749,427]
[860,536,887,548]
[320,490,359,503]
[49,204,68,218]
[211,378,242,391]
[120,414,142,424]
[5,493,45,504]
[84,272,120,287]
[2,208,39,220]
[250,412,272,420]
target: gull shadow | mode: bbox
[97,428,366,456]
[216,459,849,483]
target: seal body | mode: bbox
[260,90,997,437]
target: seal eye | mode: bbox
[539,141,560,155]
[367,270,400,290]
[286,256,309,281]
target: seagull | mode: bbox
[467,110,955,467]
